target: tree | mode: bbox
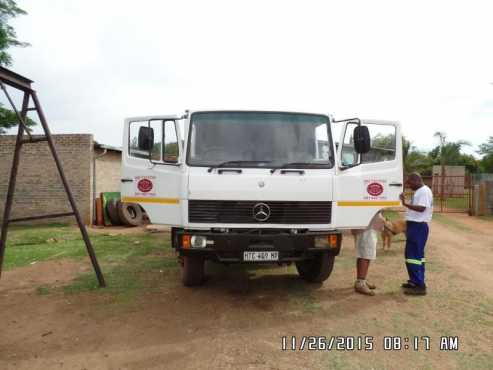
[428,138,479,173]
[0,0,29,66]
[0,106,36,133]
[478,136,493,172]
[478,136,493,156]
[0,0,34,134]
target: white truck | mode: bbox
[121,111,403,286]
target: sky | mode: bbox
[3,0,493,156]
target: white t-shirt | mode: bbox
[406,185,433,223]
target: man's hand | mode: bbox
[399,192,406,204]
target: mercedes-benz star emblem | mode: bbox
[258,181,265,188]
[253,203,271,222]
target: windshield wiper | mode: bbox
[207,160,272,173]
[270,162,318,174]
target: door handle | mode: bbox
[121,178,133,183]
[280,169,305,175]
[389,183,402,187]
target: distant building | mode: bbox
[0,134,121,224]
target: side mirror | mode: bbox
[138,126,154,151]
[353,125,371,154]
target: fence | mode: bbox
[405,174,472,213]
[470,174,493,216]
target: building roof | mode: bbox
[94,142,122,152]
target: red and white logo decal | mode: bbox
[367,182,384,197]
[137,178,153,193]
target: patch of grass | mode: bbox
[288,283,322,313]
[438,196,469,210]
[382,210,402,220]
[3,224,166,270]
[5,223,179,304]
[432,213,473,232]
[36,286,50,295]
[63,251,179,304]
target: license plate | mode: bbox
[243,251,279,261]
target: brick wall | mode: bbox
[95,149,121,195]
[0,134,93,224]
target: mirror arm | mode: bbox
[147,120,153,164]
[339,162,361,171]
[332,117,361,126]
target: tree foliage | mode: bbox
[478,136,493,156]
[428,141,479,173]
[478,136,493,172]
[0,0,34,134]
[0,0,29,66]
[0,106,36,133]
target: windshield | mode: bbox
[187,111,333,168]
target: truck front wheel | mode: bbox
[182,255,205,286]
[296,252,335,283]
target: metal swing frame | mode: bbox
[0,66,105,287]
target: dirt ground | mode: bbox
[1,214,492,370]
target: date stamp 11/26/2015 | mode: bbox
[281,336,460,352]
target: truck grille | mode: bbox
[188,200,332,224]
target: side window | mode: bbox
[341,123,359,166]
[164,120,178,163]
[340,123,396,166]
[129,120,163,161]
[362,125,396,163]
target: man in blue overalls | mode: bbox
[399,173,433,296]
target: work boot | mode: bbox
[366,281,376,290]
[404,285,427,296]
[355,280,375,296]
[401,281,417,289]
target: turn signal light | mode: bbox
[328,234,338,248]
[182,235,191,249]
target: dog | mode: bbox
[381,217,407,250]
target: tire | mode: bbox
[296,252,335,283]
[117,201,144,226]
[106,199,123,226]
[182,255,205,286]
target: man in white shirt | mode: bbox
[399,173,433,296]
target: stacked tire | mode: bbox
[106,200,144,226]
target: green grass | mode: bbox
[439,196,469,210]
[3,224,167,270]
[432,213,473,232]
[382,210,401,220]
[4,223,178,303]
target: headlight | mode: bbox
[191,235,207,248]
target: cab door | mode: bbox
[333,120,403,229]
[121,116,184,226]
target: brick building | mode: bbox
[0,134,121,224]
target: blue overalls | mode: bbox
[405,221,429,287]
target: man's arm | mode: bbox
[399,193,426,212]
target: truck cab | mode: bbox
[121,111,403,286]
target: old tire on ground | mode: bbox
[106,199,123,226]
[296,252,335,283]
[117,201,144,226]
[182,255,205,286]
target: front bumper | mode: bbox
[172,229,342,263]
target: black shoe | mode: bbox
[401,281,416,289]
[404,285,427,296]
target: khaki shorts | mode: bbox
[354,229,378,260]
